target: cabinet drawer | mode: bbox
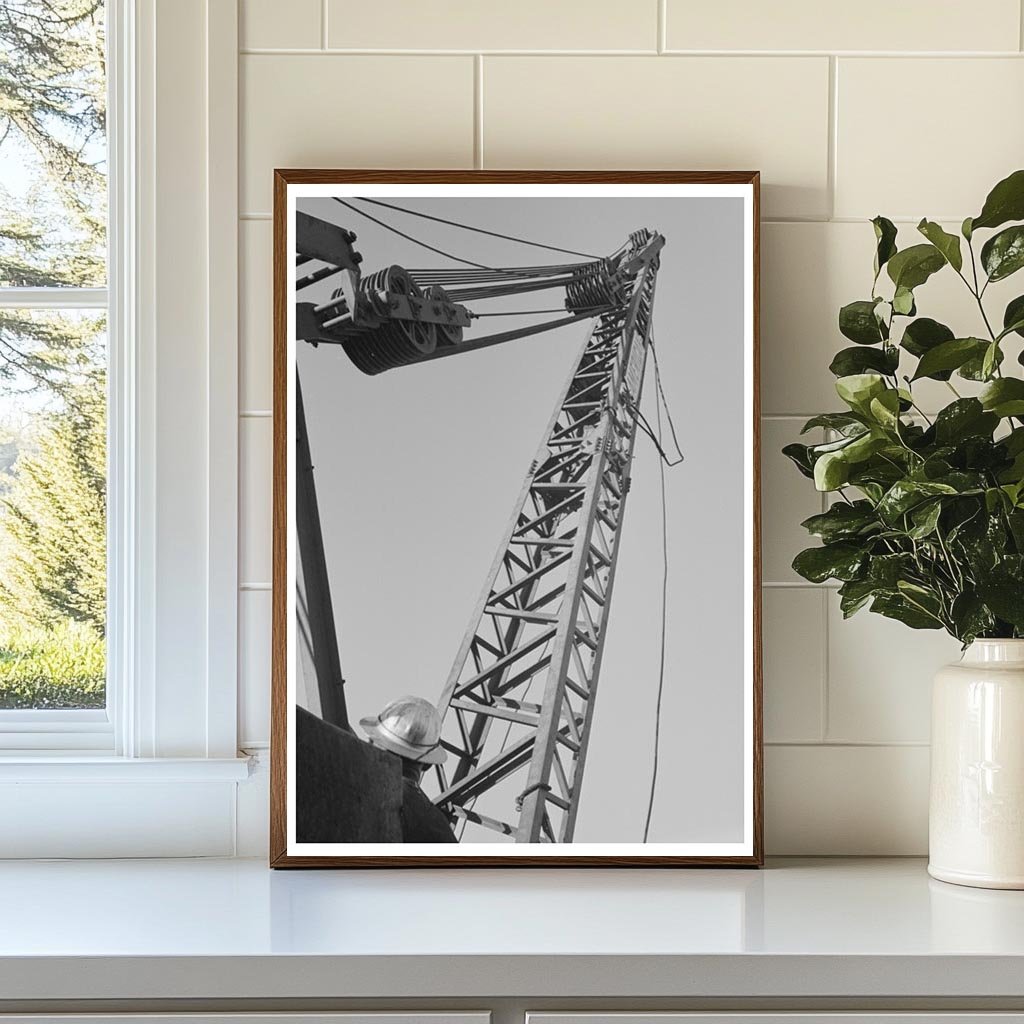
[528,1016,1024,1024]
[0,1016,489,1024]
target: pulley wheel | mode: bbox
[424,285,463,347]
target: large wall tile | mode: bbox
[762,221,1014,416]
[240,55,474,213]
[240,416,273,586]
[240,219,272,412]
[666,0,1020,53]
[239,589,272,746]
[766,744,929,854]
[827,599,961,743]
[327,0,657,51]
[836,58,1024,221]
[761,418,825,583]
[483,56,830,219]
[241,0,321,50]
[763,587,825,743]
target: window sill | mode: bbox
[0,754,255,857]
[0,754,252,782]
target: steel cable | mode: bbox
[354,196,602,260]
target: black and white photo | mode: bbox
[272,172,762,867]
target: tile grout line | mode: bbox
[820,587,830,742]
[238,47,1024,57]
[474,55,484,169]
[827,55,838,220]
[1021,0,1024,51]
[766,740,931,748]
[321,0,328,50]
[763,581,840,590]
[819,430,832,741]
[657,0,666,53]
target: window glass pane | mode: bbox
[0,309,105,709]
[0,1,107,288]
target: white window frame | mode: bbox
[0,0,249,857]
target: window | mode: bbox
[0,0,110,742]
[0,0,245,857]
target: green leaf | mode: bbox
[981,225,1024,282]
[892,286,916,316]
[900,317,954,359]
[962,216,974,241]
[814,450,850,491]
[836,373,886,413]
[976,575,1024,629]
[950,592,995,644]
[887,243,946,291]
[872,215,898,278]
[917,219,963,272]
[800,413,866,435]
[1002,295,1024,339]
[869,552,915,587]
[933,399,999,445]
[911,337,987,381]
[829,345,899,378]
[908,500,943,540]
[782,442,814,479]
[982,341,1000,381]
[877,479,958,524]
[868,388,902,430]
[845,431,888,464]
[792,542,866,584]
[838,578,883,618]
[971,169,1024,232]
[839,299,887,345]
[800,501,879,543]
[980,378,1024,418]
[959,343,1004,381]
[871,593,943,630]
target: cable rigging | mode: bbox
[353,196,602,260]
[335,198,591,277]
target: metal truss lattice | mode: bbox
[427,245,660,843]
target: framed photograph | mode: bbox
[270,170,762,867]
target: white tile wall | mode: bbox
[325,0,659,51]
[235,0,1024,854]
[665,0,1021,53]
[483,56,831,219]
[836,58,1024,221]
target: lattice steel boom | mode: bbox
[424,230,664,843]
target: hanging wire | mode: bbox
[642,367,671,844]
[627,341,684,468]
[354,196,602,260]
[650,341,685,465]
[335,198,589,278]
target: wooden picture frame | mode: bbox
[271,170,762,867]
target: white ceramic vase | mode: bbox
[929,639,1024,889]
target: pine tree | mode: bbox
[0,0,106,393]
[0,370,105,633]
[0,2,106,642]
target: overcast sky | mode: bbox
[297,194,748,844]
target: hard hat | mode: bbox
[359,695,447,765]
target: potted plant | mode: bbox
[785,169,1024,889]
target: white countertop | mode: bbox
[1,857,1024,1002]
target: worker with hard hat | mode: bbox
[360,695,457,843]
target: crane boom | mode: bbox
[425,231,662,842]
[293,210,664,843]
